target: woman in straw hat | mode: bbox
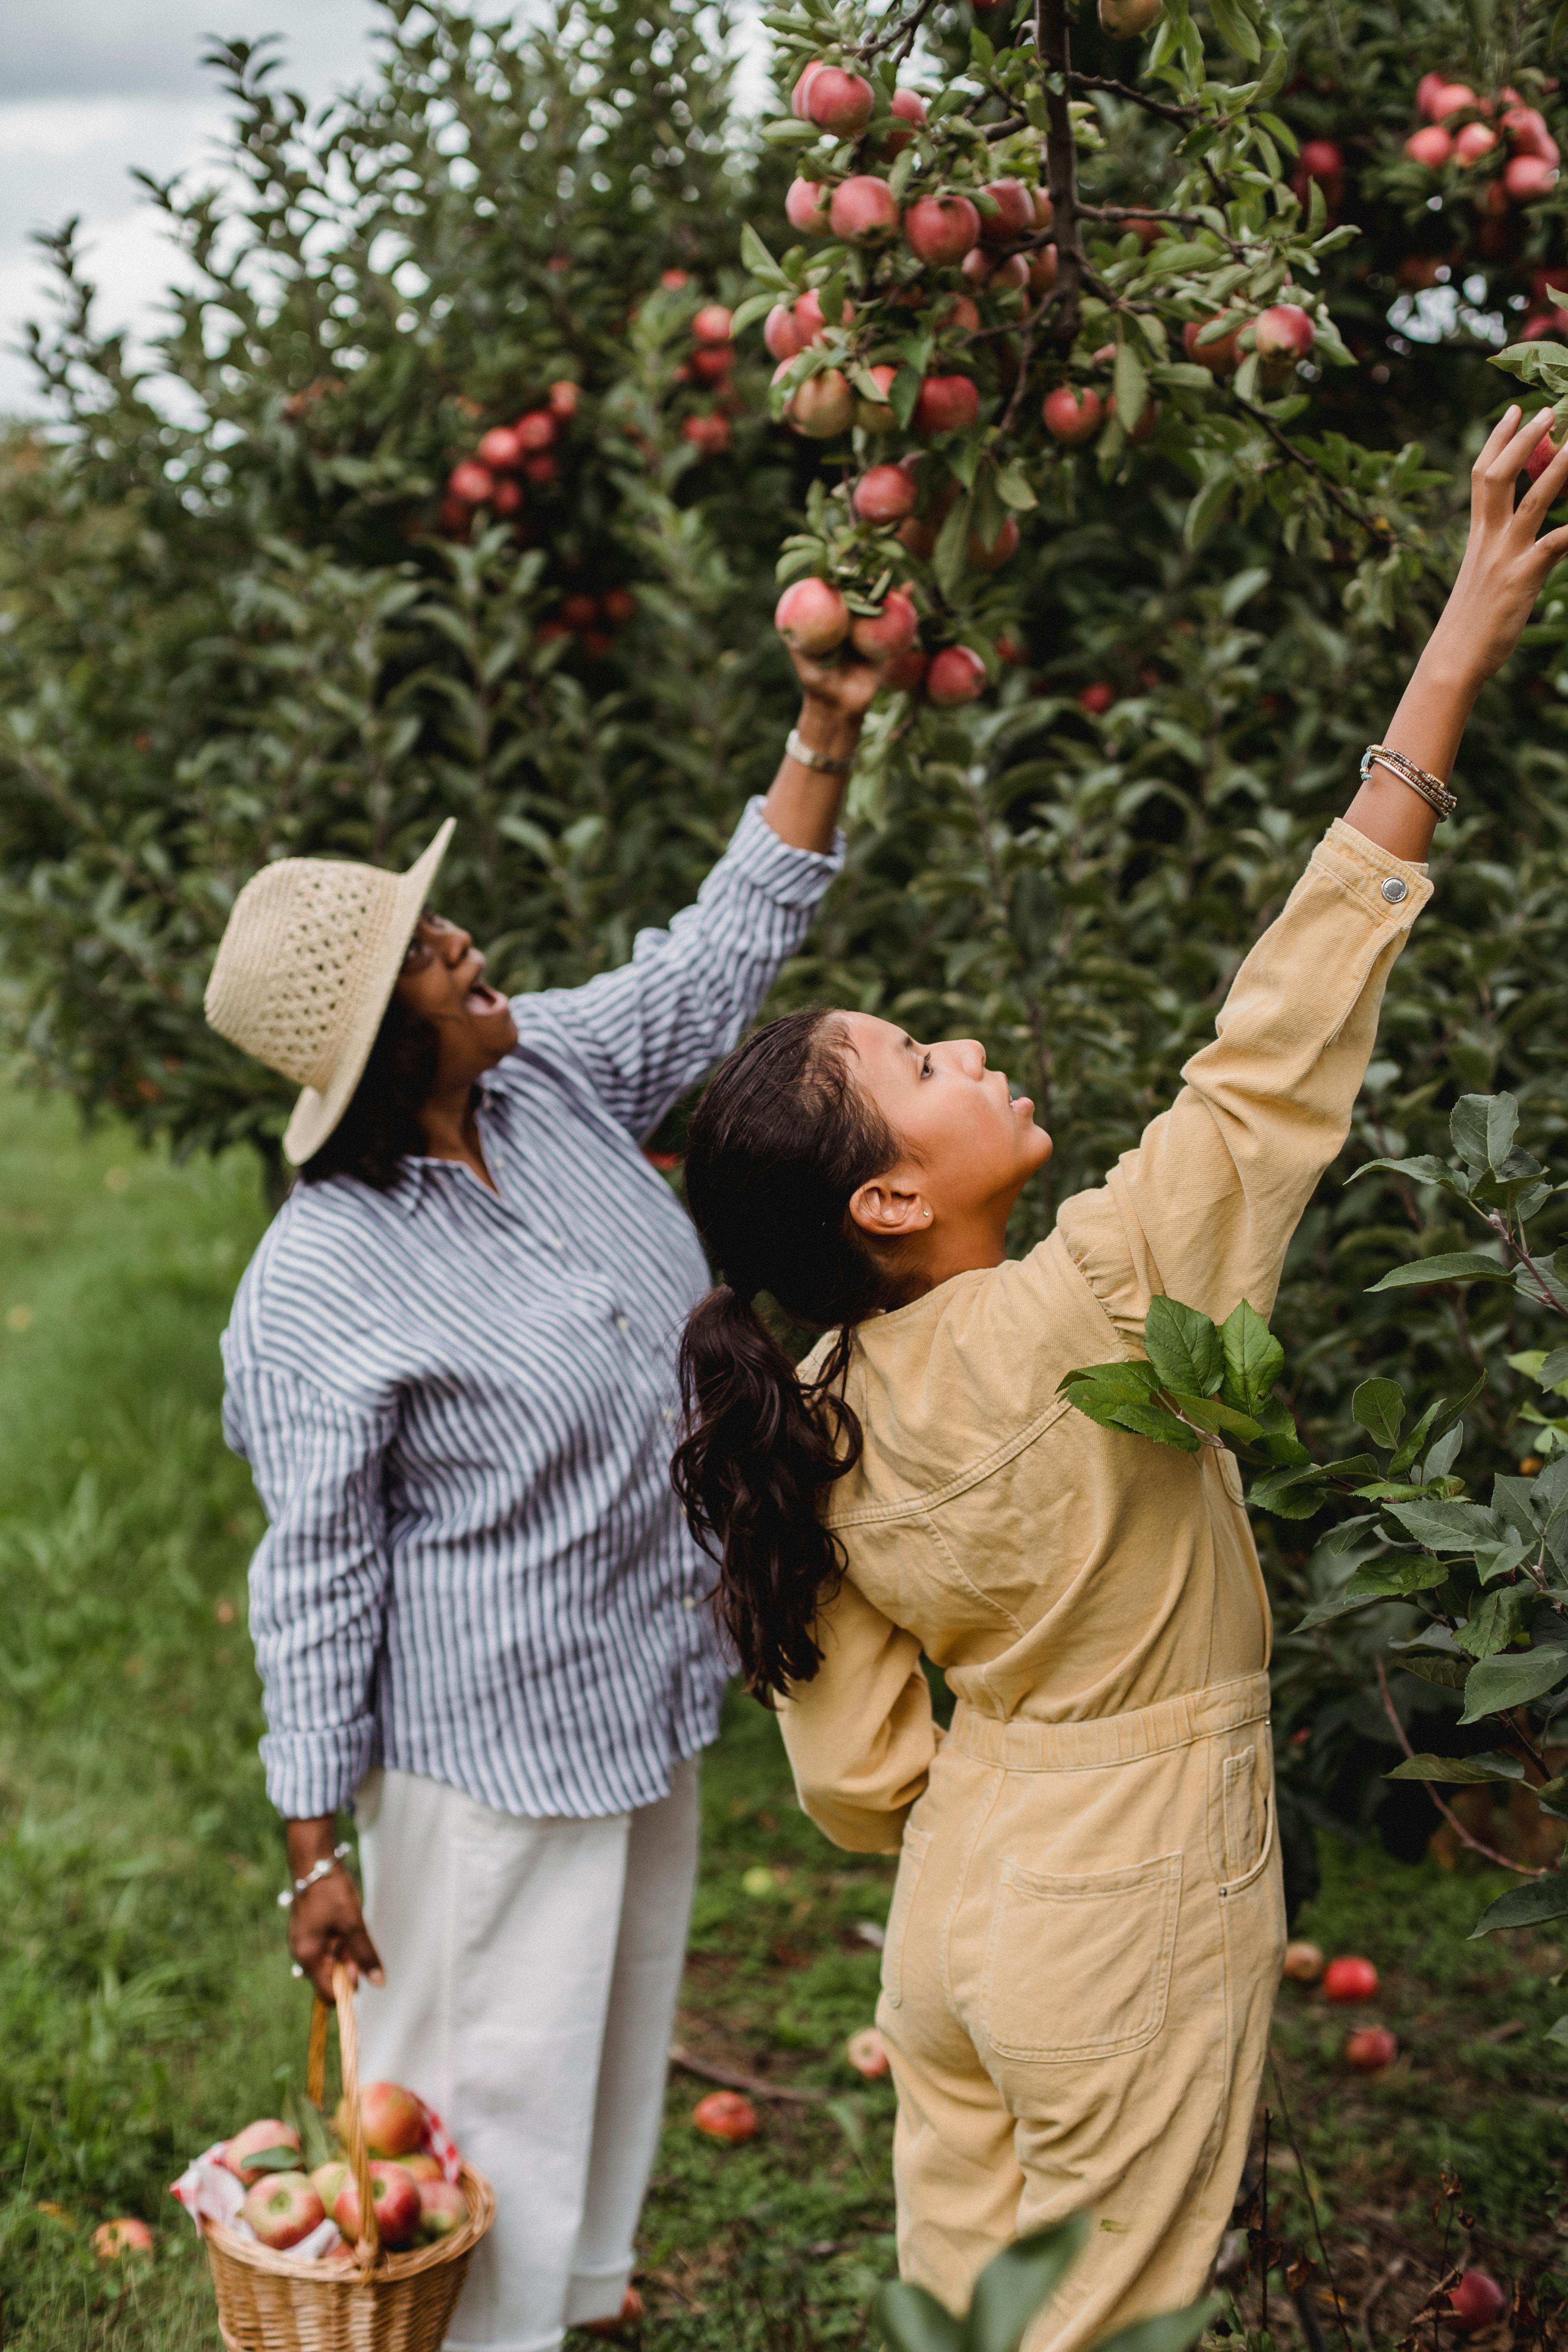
[208,642,880,2347]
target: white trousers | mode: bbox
[354,1759,700,2352]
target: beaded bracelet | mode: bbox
[1360,742,1458,821]
[277,1840,353,1909]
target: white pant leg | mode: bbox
[356,1768,631,2352]
[565,1756,701,2324]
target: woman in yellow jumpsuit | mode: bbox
[672,414,1568,2345]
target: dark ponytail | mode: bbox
[672,1007,906,1697]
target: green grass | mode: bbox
[2,1080,1567,2349]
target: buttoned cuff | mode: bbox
[1312,816,1434,927]
[261,1720,377,1819]
[728,796,846,904]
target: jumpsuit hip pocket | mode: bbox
[980,1849,1183,2063]
[882,1823,933,2009]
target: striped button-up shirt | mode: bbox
[221,802,842,1821]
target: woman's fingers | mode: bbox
[1472,403,1523,513]
[1516,420,1568,532]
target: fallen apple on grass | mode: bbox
[1323,1955,1378,2002]
[846,2027,890,2078]
[1343,2026,1397,2073]
[243,2172,327,2252]
[1448,2269,1508,2333]
[1282,1939,1324,1983]
[92,2217,154,2261]
[692,2090,759,2143]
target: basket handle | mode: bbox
[307,1963,383,2268]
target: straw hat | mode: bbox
[205,821,455,1165]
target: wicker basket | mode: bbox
[203,1963,495,2351]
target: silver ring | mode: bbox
[291,1963,305,1979]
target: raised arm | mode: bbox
[518,652,884,1141]
[1057,409,1568,1336]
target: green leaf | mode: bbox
[1184,468,1234,550]
[994,464,1038,512]
[1397,1655,1470,1690]
[728,291,778,336]
[1470,1871,1568,1938]
[1460,1647,1568,1724]
[1386,1499,1501,1553]
[1486,1094,1521,1172]
[1091,2300,1221,2352]
[1367,1252,1512,1292]
[1455,1586,1533,1661]
[1349,1153,1468,1192]
[1143,1297,1223,1398]
[890,367,923,432]
[962,2214,1089,2352]
[1385,1750,1525,1784]
[1165,1391,1262,1441]
[1220,1299,1283,1419]
[1541,1349,1568,1394]
[1251,1472,1330,1520]
[1352,1378,1404,1450]
[933,494,974,601]
[1113,336,1149,439]
[742,221,785,283]
[1450,1094,1495,1171]
[1207,0,1261,59]
[876,2279,964,2352]
[1105,1401,1203,1452]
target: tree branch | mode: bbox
[1375,1656,1545,1878]
[1038,0,1082,354]
[1234,395,1396,539]
[1068,70,1198,126]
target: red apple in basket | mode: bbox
[311,2159,350,2211]
[221,2119,301,2185]
[334,2160,422,2250]
[400,2151,443,2182]
[336,2079,425,2156]
[243,2171,325,2251]
[418,2178,469,2241]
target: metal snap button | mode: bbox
[1380,875,1408,904]
[615,1314,631,1333]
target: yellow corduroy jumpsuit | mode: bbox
[777,820,1432,2347]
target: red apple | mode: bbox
[1108,393,1160,442]
[1043,384,1103,443]
[785,177,834,235]
[692,345,734,382]
[492,478,523,515]
[1031,188,1054,229]
[1416,71,1448,121]
[356,2080,426,2157]
[221,2120,302,2186]
[582,630,615,657]
[561,593,599,630]
[1405,124,1454,165]
[1454,120,1498,161]
[995,635,1025,665]
[1077,681,1114,714]
[855,364,899,431]
[311,2159,351,2211]
[846,2026,891,2078]
[979,179,1034,243]
[967,517,1018,570]
[1343,2026,1397,2073]
[93,2218,154,2261]
[1502,104,1558,161]
[682,414,731,454]
[853,464,918,523]
[1448,2271,1508,2334]
[884,648,929,692]
[548,379,579,417]
[334,2160,422,2250]
[1323,1954,1379,2002]
[522,453,557,485]
[904,195,982,265]
[927,646,987,706]
[1100,0,1161,30]
[791,288,854,342]
[243,2172,326,2252]
[603,588,637,623]
[417,2179,468,2241]
[765,304,806,361]
[789,368,855,437]
[1298,138,1344,181]
[932,293,982,333]
[1254,302,1316,360]
[1526,421,1564,481]
[1282,1939,1324,1982]
[477,426,521,469]
[913,374,980,434]
[1183,318,1239,374]
[1506,154,1559,198]
[1027,245,1060,293]
[897,515,936,560]
[775,578,851,654]
[830,175,901,245]
[692,2090,759,2142]
[964,248,1028,290]
[806,68,875,136]
[660,268,689,289]
[882,88,927,156]
[447,460,494,506]
[692,303,733,344]
[851,591,919,660]
[514,409,557,452]
[1432,81,1478,117]
[790,62,824,120]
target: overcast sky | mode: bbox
[0,1,767,418]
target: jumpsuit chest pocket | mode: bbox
[980,1849,1183,2064]
[882,1823,933,2009]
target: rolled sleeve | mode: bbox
[510,799,845,1141]
[226,1361,395,1818]
[1056,817,1432,1336]
[775,1578,937,1852]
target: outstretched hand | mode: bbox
[786,641,887,719]
[1430,405,1568,686]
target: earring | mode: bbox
[924,1208,932,1220]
